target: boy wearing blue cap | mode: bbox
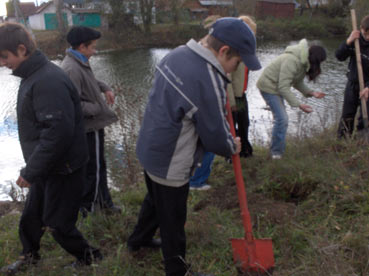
[127,18,261,276]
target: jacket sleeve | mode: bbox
[336,42,353,61]
[192,71,236,157]
[293,80,313,97]
[64,68,101,116]
[277,58,301,107]
[97,80,112,93]
[22,79,76,183]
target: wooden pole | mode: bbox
[351,9,368,128]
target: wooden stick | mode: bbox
[351,9,368,128]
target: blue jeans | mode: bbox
[190,152,215,187]
[261,92,289,156]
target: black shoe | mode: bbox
[1,254,40,275]
[127,238,162,252]
[66,249,103,269]
[85,248,103,265]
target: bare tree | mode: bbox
[12,0,35,38]
[170,0,179,25]
[232,0,238,16]
[54,0,67,35]
[139,0,154,34]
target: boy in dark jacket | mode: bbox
[127,18,261,276]
[336,15,369,138]
[0,23,101,274]
[61,26,120,216]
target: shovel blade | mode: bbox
[231,238,274,274]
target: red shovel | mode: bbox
[225,99,275,275]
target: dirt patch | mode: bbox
[0,201,23,218]
[193,180,296,225]
[248,193,296,224]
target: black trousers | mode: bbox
[232,96,253,157]
[128,172,189,276]
[337,80,369,138]
[82,129,113,211]
[19,167,97,262]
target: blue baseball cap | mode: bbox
[209,17,261,71]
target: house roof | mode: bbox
[7,2,37,17]
[64,0,85,4]
[190,8,209,12]
[72,8,99,13]
[257,0,295,3]
[34,2,52,14]
[34,1,72,14]
[199,0,233,6]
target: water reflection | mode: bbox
[0,39,348,200]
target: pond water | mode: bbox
[0,38,348,200]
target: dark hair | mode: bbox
[206,35,239,59]
[361,15,369,31]
[307,45,326,81]
[0,23,36,56]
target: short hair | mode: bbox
[361,15,369,31]
[206,35,239,59]
[0,23,36,56]
[238,15,257,34]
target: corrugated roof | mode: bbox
[34,2,53,14]
[257,0,295,3]
[199,0,233,6]
[63,0,84,4]
[72,8,99,13]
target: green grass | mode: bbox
[1,129,369,275]
[257,12,348,41]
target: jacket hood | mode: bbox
[284,39,309,71]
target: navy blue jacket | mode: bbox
[14,50,88,183]
[136,40,236,185]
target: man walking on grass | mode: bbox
[0,23,101,275]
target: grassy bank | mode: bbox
[257,14,347,41]
[1,128,369,275]
[35,23,207,58]
[35,12,349,57]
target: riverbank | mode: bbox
[1,129,369,275]
[35,13,348,57]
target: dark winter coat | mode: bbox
[13,50,89,183]
[335,34,369,87]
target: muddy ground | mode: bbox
[0,201,23,218]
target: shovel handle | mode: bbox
[225,97,254,242]
[351,9,369,128]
